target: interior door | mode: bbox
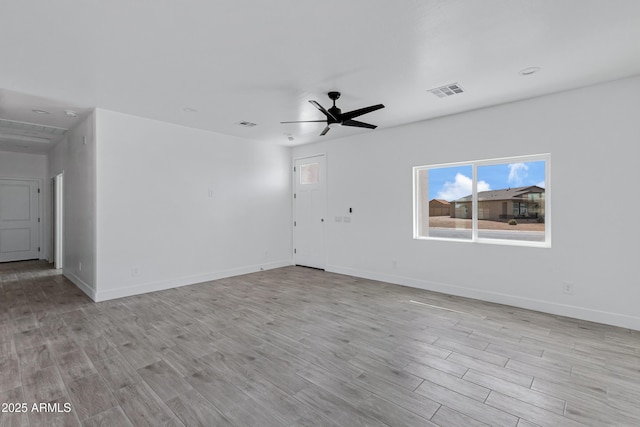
[294,155,326,269]
[0,179,40,262]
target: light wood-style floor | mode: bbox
[1,261,639,426]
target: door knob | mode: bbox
[321,218,324,222]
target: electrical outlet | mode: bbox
[335,216,342,222]
[343,216,351,223]
[562,282,574,295]
[132,267,140,277]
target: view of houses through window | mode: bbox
[415,155,549,246]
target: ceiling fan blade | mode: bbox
[280,120,327,123]
[319,126,331,136]
[342,119,377,129]
[309,100,337,121]
[341,104,385,121]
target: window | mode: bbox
[414,154,550,247]
[300,162,319,185]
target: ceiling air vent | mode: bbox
[0,118,68,136]
[237,121,257,127]
[429,83,464,98]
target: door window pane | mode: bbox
[300,163,319,185]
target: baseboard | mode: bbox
[94,260,293,302]
[64,271,97,301]
[326,264,640,331]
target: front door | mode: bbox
[293,155,326,269]
[0,179,40,262]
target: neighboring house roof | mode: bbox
[455,185,544,203]
[429,199,451,205]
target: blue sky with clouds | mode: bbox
[428,161,545,202]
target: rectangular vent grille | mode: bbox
[429,83,464,98]
[0,118,68,136]
[237,121,257,127]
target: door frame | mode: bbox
[292,153,328,269]
[0,176,43,262]
[52,173,64,269]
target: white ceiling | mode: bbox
[0,89,92,154]
[1,0,640,151]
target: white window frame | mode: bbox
[413,153,551,248]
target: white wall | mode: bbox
[0,150,47,178]
[49,112,97,297]
[0,150,48,260]
[94,109,292,301]
[293,75,640,330]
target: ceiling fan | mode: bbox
[281,91,384,136]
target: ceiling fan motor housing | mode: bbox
[328,107,342,123]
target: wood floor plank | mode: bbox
[12,328,46,351]
[505,358,571,383]
[351,371,441,420]
[92,356,140,392]
[296,362,437,426]
[67,374,118,421]
[485,391,584,427]
[0,356,20,394]
[166,389,233,427]
[415,380,519,427]
[236,368,322,426]
[361,394,438,427]
[117,340,161,370]
[222,399,290,427]
[22,366,67,404]
[77,336,119,363]
[114,382,183,427]
[431,405,490,427]
[47,335,82,357]
[434,338,509,366]
[564,396,640,426]
[16,343,55,370]
[446,352,533,387]
[405,360,490,402]
[186,367,252,414]
[463,369,565,414]
[159,346,212,377]
[56,349,98,384]
[293,384,387,427]
[136,360,192,402]
[82,406,133,427]
[347,354,424,390]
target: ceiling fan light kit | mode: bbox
[281,91,385,136]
